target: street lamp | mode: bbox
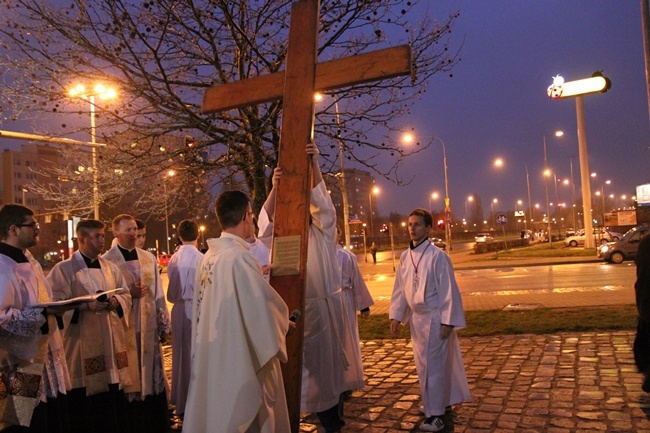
[403,133,452,251]
[465,195,474,221]
[163,169,176,254]
[315,92,351,250]
[491,198,498,228]
[368,186,379,238]
[199,225,206,248]
[494,157,533,231]
[362,223,368,262]
[68,83,117,220]
[543,130,563,246]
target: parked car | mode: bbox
[475,233,494,243]
[598,224,650,263]
[564,228,623,247]
[157,253,172,268]
[430,237,447,250]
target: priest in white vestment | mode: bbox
[0,204,72,430]
[102,214,171,432]
[166,219,203,417]
[258,141,349,433]
[47,219,138,433]
[390,208,471,432]
[335,228,374,392]
[183,190,291,433]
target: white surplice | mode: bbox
[389,240,471,417]
[183,233,290,433]
[166,244,203,415]
[0,250,70,428]
[102,245,170,399]
[258,180,349,413]
[336,245,374,390]
[46,251,138,396]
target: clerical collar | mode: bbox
[0,242,28,263]
[117,244,139,262]
[409,238,430,250]
[80,252,101,269]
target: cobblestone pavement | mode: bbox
[299,331,650,432]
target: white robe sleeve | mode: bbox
[349,254,373,311]
[389,256,412,324]
[435,253,466,329]
[257,207,274,250]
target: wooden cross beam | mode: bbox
[201,1,411,431]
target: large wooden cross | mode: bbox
[201,1,411,430]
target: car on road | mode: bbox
[474,233,494,243]
[157,253,172,268]
[564,228,623,247]
[598,224,650,263]
[430,237,447,250]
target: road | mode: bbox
[363,261,636,300]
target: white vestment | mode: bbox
[183,233,290,433]
[336,245,374,390]
[102,245,171,399]
[389,240,471,416]
[46,251,138,396]
[166,244,203,415]
[0,249,70,428]
[259,180,349,412]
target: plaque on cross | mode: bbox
[201,1,411,430]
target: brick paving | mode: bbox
[299,331,650,432]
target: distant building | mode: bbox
[326,168,378,237]
[1,144,74,260]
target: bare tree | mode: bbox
[0,0,461,217]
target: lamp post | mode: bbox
[68,83,117,220]
[199,225,206,249]
[465,195,474,222]
[491,198,498,228]
[368,187,379,238]
[315,93,351,249]
[163,170,176,254]
[569,156,578,229]
[21,188,27,206]
[403,133,452,251]
[543,131,563,245]
[362,223,368,262]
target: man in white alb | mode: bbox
[166,219,203,418]
[390,208,471,432]
[183,190,291,433]
[258,141,349,433]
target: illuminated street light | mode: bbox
[315,92,351,249]
[542,131,563,246]
[403,132,452,251]
[428,192,439,213]
[68,83,118,219]
[163,170,176,254]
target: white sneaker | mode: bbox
[420,416,444,432]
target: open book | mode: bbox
[34,288,126,308]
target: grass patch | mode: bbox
[359,305,637,340]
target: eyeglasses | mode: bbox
[16,222,40,230]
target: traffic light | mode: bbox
[437,219,445,229]
[379,223,388,233]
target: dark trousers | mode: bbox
[316,393,345,433]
